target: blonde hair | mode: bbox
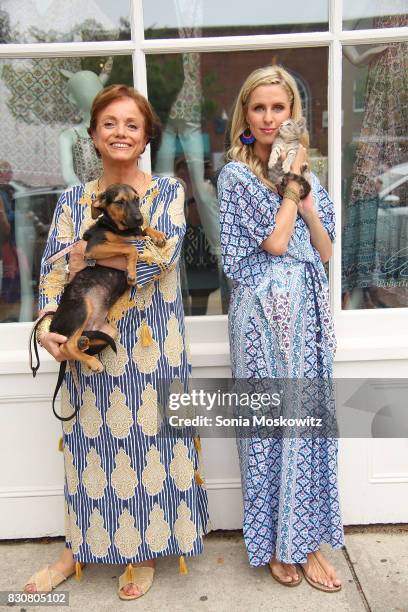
[227,65,309,190]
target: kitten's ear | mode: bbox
[297,117,306,131]
[91,192,106,219]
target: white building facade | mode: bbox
[0,0,407,538]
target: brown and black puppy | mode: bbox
[49,183,166,373]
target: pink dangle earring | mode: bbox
[240,127,256,145]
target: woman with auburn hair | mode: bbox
[218,66,344,592]
[24,84,208,599]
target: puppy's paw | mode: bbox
[91,360,104,373]
[152,232,166,247]
[127,274,137,286]
[83,355,104,373]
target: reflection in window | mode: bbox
[147,48,329,315]
[178,158,220,315]
[143,0,329,38]
[0,0,130,43]
[343,0,407,30]
[342,42,408,309]
[0,56,133,323]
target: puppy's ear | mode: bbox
[91,192,106,219]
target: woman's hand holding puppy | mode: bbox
[36,315,67,362]
[68,239,127,282]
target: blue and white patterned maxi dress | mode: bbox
[218,161,344,566]
[39,177,208,565]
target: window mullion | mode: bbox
[328,36,343,318]
[329,0,343,36]
[130,0,147,96]
[340,26,408,44]
[141,31,334,54]
[131,0,150,173]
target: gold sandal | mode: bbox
[118,564,155,601]
[24,562,85,593]
[24,565,71,592]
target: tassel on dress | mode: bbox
[58,436,64,452]
[126,563,134,584]
[194,436,201,452]
[194,470,205,486]
[141,320,153,347]
[75,561,82,580]
[179,555,188,575]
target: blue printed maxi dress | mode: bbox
[39,176,208,565]
[218,161,344,566]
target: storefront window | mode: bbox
[143,0,328,39]
[341,42,408,309]
[147,48,329,315]
[0,0,131,43]
[0,55,133,323]
[343,0,407,31]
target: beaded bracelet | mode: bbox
[283,186,300,206]
[281,172,311,199]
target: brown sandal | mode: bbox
[118,564,155,600]
[268,562,302,587]
[300,560,342,593]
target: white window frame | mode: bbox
[1,0,408,369]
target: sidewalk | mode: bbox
[0,527,407,612]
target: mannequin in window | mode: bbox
[153,0,221,263]
[177,157,220,315]
[154,51,221,259]
[59,62,112,186]
[342,15,408,308]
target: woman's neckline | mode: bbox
[83,175,160,201]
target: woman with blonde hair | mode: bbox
[218,66,344,592]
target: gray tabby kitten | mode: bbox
[267,117,310,186]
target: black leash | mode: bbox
[29,312,55,377]
[52,360,71,421]
[30,321,117,421]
